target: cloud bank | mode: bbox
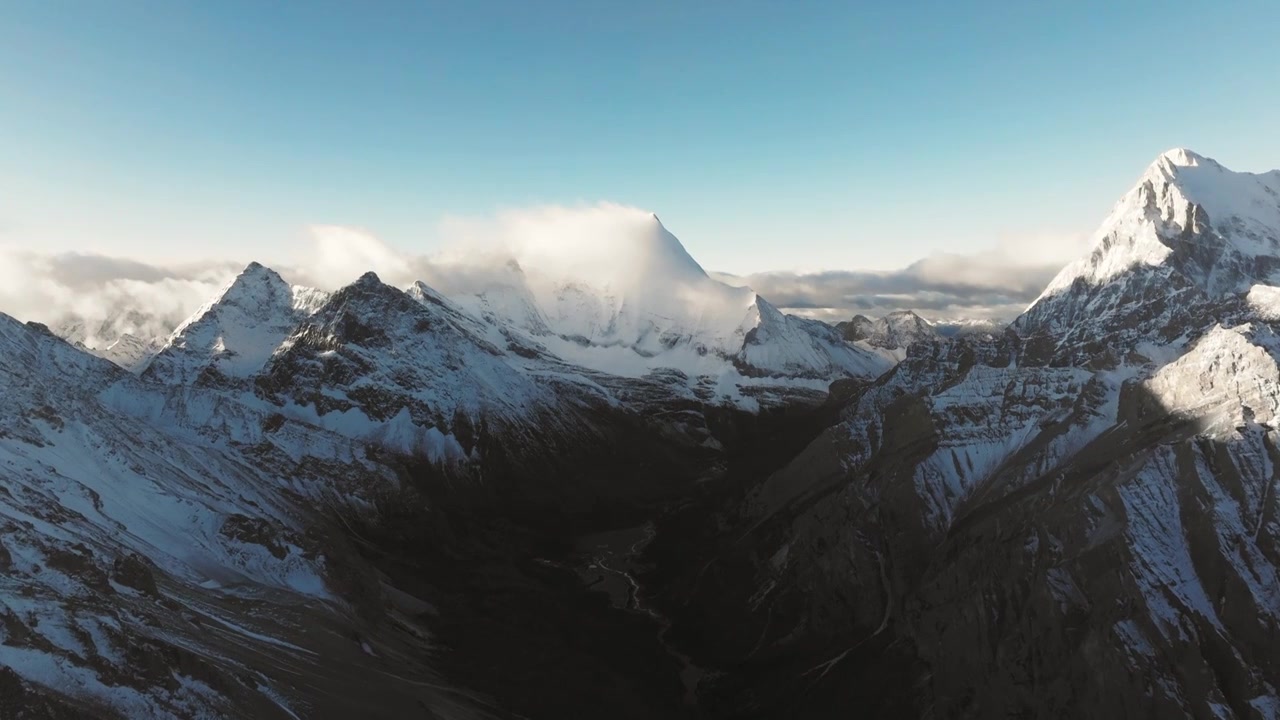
[0,246,241,347]
[715,233,1090,324]
[0,225,439,349]
[0,205,1086,349]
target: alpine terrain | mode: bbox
[2,150,1279,719]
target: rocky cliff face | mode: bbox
[0,314,497,719]
[1017,148,1280,365]
[662,150,1280,719]
[7,150,1280,718]
[0,212,915,716]
[837,310,938,352]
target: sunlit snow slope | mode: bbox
[703,149,1280,719]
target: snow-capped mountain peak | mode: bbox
[1154,146,1209,167]
[504,206,756,358]
[510,207,711,292]
[1017,150,1280,361]
[200,262,289,313]
[257,270,585,461]
[424,204,895,389]
[837,310,938,350]
[142,262,329,384]
[1146,148,1280,246]
[1034,149,1280,304]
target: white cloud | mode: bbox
[0,245,237,347]
[295,224,436,290]
[716,233,1090,324]
[0,205,1087,347]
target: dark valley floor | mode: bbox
[3,149,1280,719]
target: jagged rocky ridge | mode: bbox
[4,150,1279,718]
[837,310,939,356]
[0,314,497,718]
[663,149,1280,718]
[0,214,906,717]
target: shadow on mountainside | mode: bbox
[319,395,857,719]
[623,332,1280,719]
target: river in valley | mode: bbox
[566,523,707,705]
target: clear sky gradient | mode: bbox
[3,0,1278,274]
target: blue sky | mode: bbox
[2,0,1278,274]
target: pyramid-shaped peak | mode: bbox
[229,261,286,283]
[509,203,710,289]
[217,262,290,305]
[159,260,308,346]
[232,261,288,283]
[147,262,315,383]
[326,271,412,309]
[1020,149,1280,347]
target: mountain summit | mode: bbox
[1036,148,1280,300]
[415,204,897,394]
[1017,149,1280,360]
[7,151,1280,718]
[690,149,1280,718]
[143,262,329,384]
[837,310,938,352]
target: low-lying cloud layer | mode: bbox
[714,260,1057,324]
[0,224,445,348]
[0,245,241,347]
[0,205,1089,348]
[716,233,1090,324]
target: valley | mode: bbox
[328,397,842,719]
[1,149,1279,718]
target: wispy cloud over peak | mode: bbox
[0,208,1086,350]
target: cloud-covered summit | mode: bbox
[0,205,1080,348]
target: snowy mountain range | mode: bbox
[0,210,908,717]
[67,211,897,411]
[3,149,1279,718]
[686,149,1280,717]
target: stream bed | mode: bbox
[569,523,707,705]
